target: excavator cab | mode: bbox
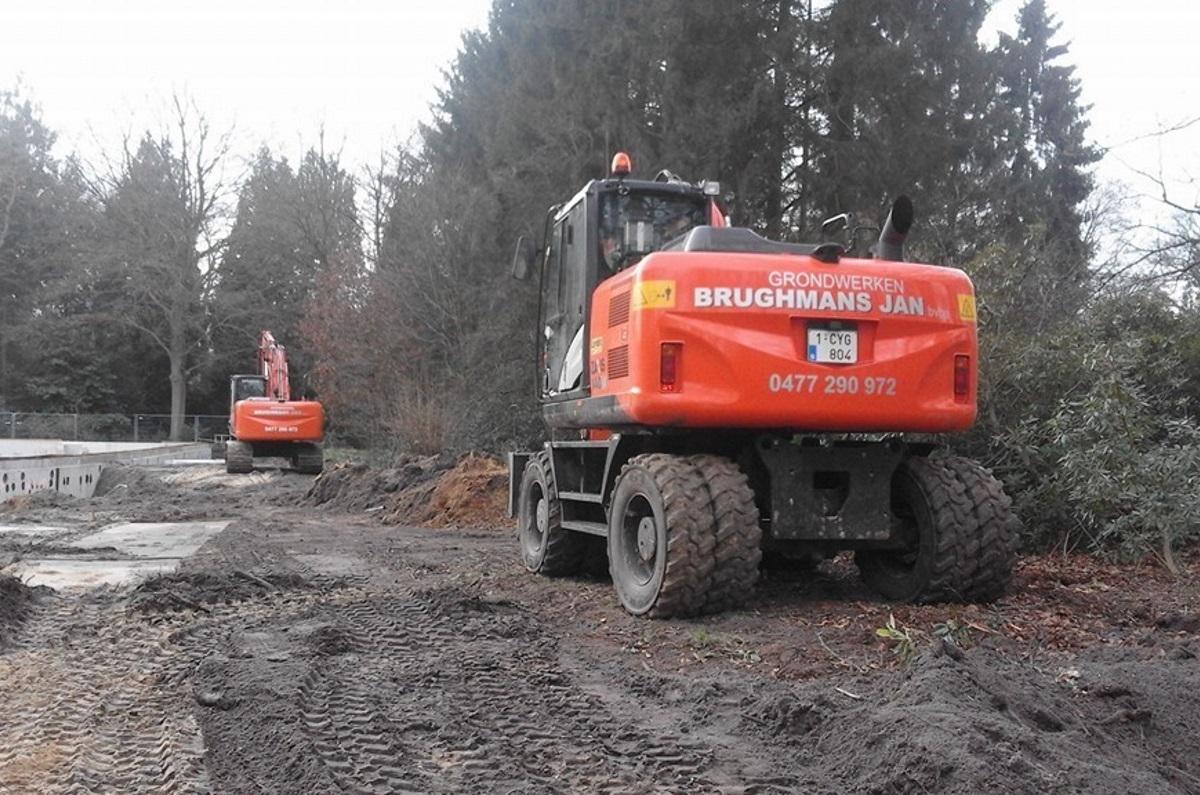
[230,375,267,405]
[527,158,722,402]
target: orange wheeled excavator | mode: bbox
[225,330,325,475]
[508,152,1018,618]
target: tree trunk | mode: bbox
[169,317,187,441]
[169,356,186,441]
[763,0,795,240]
[0,302,8,407]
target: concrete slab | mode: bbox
[3,519,231,590]
[66,521,230,559]
[6,558,179,589]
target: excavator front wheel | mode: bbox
[517,452,583,576]
[607,454,716,618]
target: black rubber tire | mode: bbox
[855,456,973,603]
[517,452,583,576]
[941,456,1021,602]
[690,455,762,614]
[294,443,324,475]
[607,454,716,618]
[225,441,254,474]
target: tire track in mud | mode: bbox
[297,588,797,794]
[0,594,210,794]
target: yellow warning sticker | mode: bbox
[590,337,604,355]
[957,294,977,323]
[632,280,676,310]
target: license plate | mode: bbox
[807,328,857,363]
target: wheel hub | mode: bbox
[535,497,549,536]
[636,517,657,562]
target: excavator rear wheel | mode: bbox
[225,441,254,474]
[940,456,1020,601]
[856,455,1017,604]
[690,455,762,614]
[607,454,716,618]
[517,452,583,576]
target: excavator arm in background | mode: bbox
[258,330,291,401]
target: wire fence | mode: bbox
[0,412,228,443]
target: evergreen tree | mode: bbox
[995,0,1101,284]
[814,0,1006,263]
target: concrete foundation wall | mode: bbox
[0,442,210,499]
[0,439,192,458]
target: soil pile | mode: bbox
[305,454,449,511]
[0,490,78,512]
[93,464,170,499]
[745,644,1200,793]
[0,574,37,648]
[306,453,512,530]
[384,453,511,530]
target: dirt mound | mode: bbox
[384,453,512,530]
[130,570,345,613]
[93,464,170,498]
[0,489,79,511]
[307,453,513,530]
[305,454,450,510]
[733,644,1200,793]
[0,574,39,648]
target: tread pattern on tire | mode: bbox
[526,451,584,576]
[940,455,1021,602]
[861,456,1018,604]
[617,454,717,618]
[689,455,762,614]
[906,456,972,603]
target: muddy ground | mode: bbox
[0,462,1198,794]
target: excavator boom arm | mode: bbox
[257,330,291,401]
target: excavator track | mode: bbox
[293,443,324,475]
[225,440,254,474]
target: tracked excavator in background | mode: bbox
[508,152,1019,618]
[225,330,325,475]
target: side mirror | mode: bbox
[821,212,850,237]
[512,236,536,281]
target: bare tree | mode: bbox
[1093,115,1200,290]
[94,95,233,440]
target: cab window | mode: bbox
[598,191,706,272]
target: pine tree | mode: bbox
[996,0,1101,283]
[814,0,1006,263]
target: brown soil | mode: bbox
[0,462,1197,793]
[307,452,514,530]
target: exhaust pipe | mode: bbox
[875,195,914,261]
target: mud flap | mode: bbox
[507,451,531,518]
[758,439,907,541]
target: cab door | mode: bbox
[539,199,589,400]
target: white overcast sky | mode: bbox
[1,0,1197,211]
